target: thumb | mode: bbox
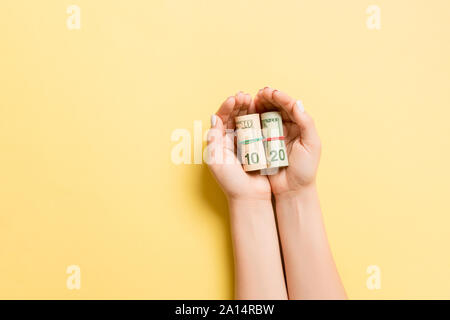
[205,114,224,167]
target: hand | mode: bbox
[254,87,321,196]
[207,92,272,201]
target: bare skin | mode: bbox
[207,92,287,300]
[208,88,346,300]
[255,87,347,299]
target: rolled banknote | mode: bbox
[235,114,267,172]
[261,111,289,170]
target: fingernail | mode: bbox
[211,114,217,127]
[296,100,305,113]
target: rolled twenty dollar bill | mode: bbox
[261,111,289,169]
[235,114,267,172]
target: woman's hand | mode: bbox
[207,92,271,201]
[255,87,346,299]
[254,87,321,196]
[207,92,288,299]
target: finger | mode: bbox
[272,90,320,148]
[206,114,224,168]
[261,87,277,106]
[207,114,224,146]
[253,91,264,113]
[237,93,251,116]
[216,96,236,129]
[247,97,257,114]
[262,87,290,121]
[255,87,275,113]
[229,91,244,128]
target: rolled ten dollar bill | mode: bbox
[235,114,267,172]
[261,111,289,169]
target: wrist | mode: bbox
[227,193,272,205]
[227,196,273,218]
[273,183,318,202]
[273,183,322,222]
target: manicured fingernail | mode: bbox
[296,100,305,113]
[211,114,217,127]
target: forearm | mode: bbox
[275,185,346,299]
[228,198,288,300]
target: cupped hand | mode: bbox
[207,92,272,201]
[254,88,321,196]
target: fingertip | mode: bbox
[210,114,217,127]
[295,100,305,113]
[207,117,224,141]
[221,95,235,109]
[272,89,290,105]
[216,96,236,126]
[244,93,252,106]
[262,86,274,99]
[235,91,244,106]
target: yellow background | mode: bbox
[1,0,449,299]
